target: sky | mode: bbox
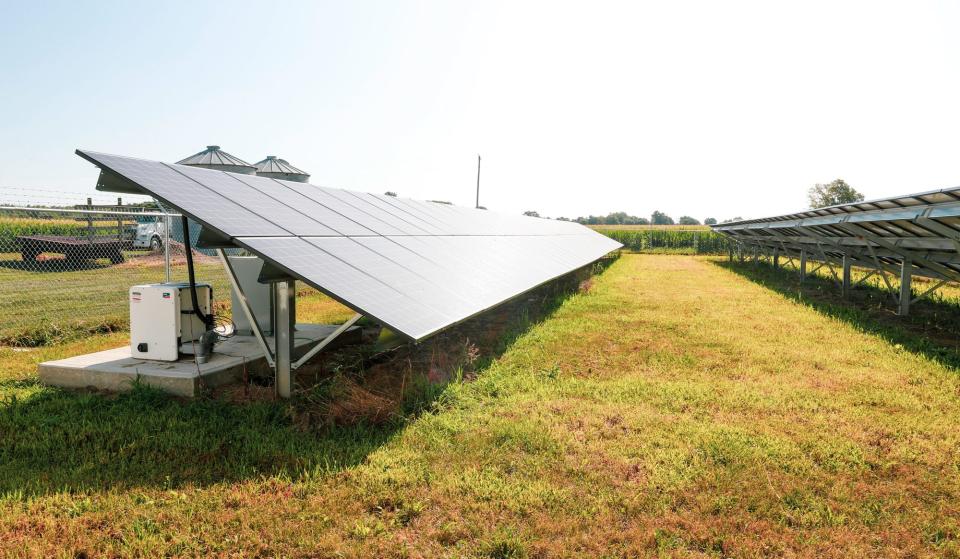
[2,0,960,222]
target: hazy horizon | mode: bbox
[3,1,960,222]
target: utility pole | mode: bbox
[475,154,481,209]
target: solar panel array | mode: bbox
[712,186,960,283]
[78,150,621,340]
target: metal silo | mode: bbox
[254,156,310,183]
[176,145,257,175]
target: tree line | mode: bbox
[541,211,718,226]
[525,179,866,225]
[385,178,865,225]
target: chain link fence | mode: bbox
[0,200,353,347]
[0,205,234,346]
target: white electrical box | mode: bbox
[129,283,212,361]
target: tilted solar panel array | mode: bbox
[712,186,960,282]
[77,150,621,340]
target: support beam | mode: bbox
[274,279,296,398]
[217,249,274,367]
[773,248,779,269]
[292,313,363,370]
[912,278,948,305]
[842,255,851,298]
[799,249,807,282]
[899,259,912,316]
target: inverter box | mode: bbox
[129,283,212,361]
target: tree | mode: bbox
[522,210,541,218]
[808,179,864,208]
[575,212,647,224]
[384,191,397,197]
[678,216,700,226]
[651,211,674,225]
[721,216,742,223]
[704,217,717,225]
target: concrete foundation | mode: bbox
[38,323,361,397]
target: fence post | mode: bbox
[86,197,94,243]
[117,197,123,240]
[163,212,171,283]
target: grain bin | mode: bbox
[176,145,257,175]
[254,156,310,183]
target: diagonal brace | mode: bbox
[292,313,363,370]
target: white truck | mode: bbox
[132,220,166,250]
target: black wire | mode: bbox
[181,216,214,330]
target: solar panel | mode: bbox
[712,185,960,290]
[79,149,621,341]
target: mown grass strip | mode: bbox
[0,255,957,557]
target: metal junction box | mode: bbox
[129,283,212,361]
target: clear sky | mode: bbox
[2,0,960,221]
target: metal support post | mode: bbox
[799,249,807,282]
[274,279,296,398]
[898,259,912,316]
[842,255,851,298]
[738,244,744,263]
[773,248,779,269]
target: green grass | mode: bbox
[1,254,959,557]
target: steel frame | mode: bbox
[217,251,360,398]
[714,203,960,315]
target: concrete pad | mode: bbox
[38,323,361,397]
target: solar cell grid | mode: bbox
[78,149,622,341]
[170,165,342,237]
[234,175,378,237]
[320,187,430,235]
[86,152,288,237]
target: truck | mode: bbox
[131,219,166,250]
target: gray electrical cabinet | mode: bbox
[228,256,274,336]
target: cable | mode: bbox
[181,216,214,330]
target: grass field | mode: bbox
[1,254,959,557]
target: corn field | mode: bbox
[596,228,731,254]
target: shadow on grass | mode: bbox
[0,255,619,497]
[712,259,960,371]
